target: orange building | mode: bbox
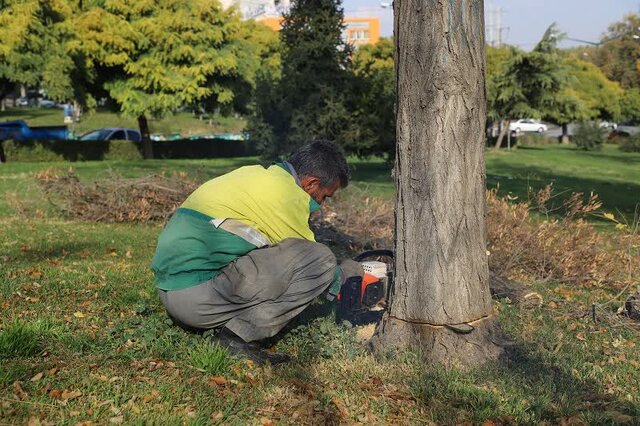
[255,16,381,46]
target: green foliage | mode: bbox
[1,140,65,162]
[250,0,356,160]
[76,0,246,121]
[593,14,640,89]
[104,140,143,160]
[562,58,623,122]
[349,37,395,158]
[0,0,85,103]
[620,88,640,123]
[571,122,606,151]
[620,133,640,152]
[188,341,232,374]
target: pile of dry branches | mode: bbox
[35,168,198,223]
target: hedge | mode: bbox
[0,138,256,162]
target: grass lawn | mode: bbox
[1,147,639,424]
[0,107,246,137]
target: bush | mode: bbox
[0,138,255,162]
[104,140,143,160]
[517,133,554,146]
[572,122,606,151]
[619,134,640,152]
[1,140,65,162]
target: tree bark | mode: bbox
[138,114,154,159]
[370,0,504,368]
[560,123,570,144]
[494,119,509,149]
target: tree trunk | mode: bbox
[494,119,509,149]
[138,114,154,159]
[560,123,570,144]
[370,0,504,368]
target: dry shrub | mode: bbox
[34,169,638,290]
[316,188,394,251]
[35,168,198,223]
[487,186,638,289]
[320,186,638,290]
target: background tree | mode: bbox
[620,88,640,123]
[489,24,586,147]
[0,0,84,108]
[370,0,504,367]
[76,0,247,158]
[563,57,623,122]
[349,37,395,158]
[593,14,640,90]
[249,0,354,160]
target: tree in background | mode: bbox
[489,24,589,147]
[349,37,395,159]
[563,57,623,123]
[75,0,247,158]
[250,0,354,160]
[0,0,85,108]
[620,88,640,123]
[594,14,640,90]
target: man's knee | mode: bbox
[280,238,337,272]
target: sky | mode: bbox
[342,0,640,50]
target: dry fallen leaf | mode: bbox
[576,332,587,341]
[209,376,227,386]
[30,372,44,382]
[260,417,275,426]
[61,390,82,401]
[13,381,28,400]
[73,311,85,318]
[332,397,349,419]
[109,416,124,424]
[211,411,224,420]
[49,389,63,399]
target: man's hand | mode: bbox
[327,259,364,301]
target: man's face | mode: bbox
[300,176,341,205]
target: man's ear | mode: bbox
[300,176,320,192]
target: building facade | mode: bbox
[221,0,380,46]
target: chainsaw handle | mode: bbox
[353,249,394,262]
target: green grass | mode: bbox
[1,146,639,424]
[0,107,246,136]
[486,144,640,219]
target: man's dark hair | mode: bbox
[288,140,350,188]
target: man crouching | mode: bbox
[151,140,363,365]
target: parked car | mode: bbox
[79,128,141,142]
[0,120,68,141]
[599,121,618,130]
[38,99,57,108]
[16,97,30,107]
[509,119,548,133]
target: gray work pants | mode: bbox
[158,238,337,342]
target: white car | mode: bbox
[509,119,548,133]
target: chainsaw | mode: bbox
[336,249,394,324]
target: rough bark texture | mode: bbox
[138,114,154,160]
[493,119,509,149]
[371,0,504,367]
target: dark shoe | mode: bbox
[211,328,290,366]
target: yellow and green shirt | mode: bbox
[151,164,318,291]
